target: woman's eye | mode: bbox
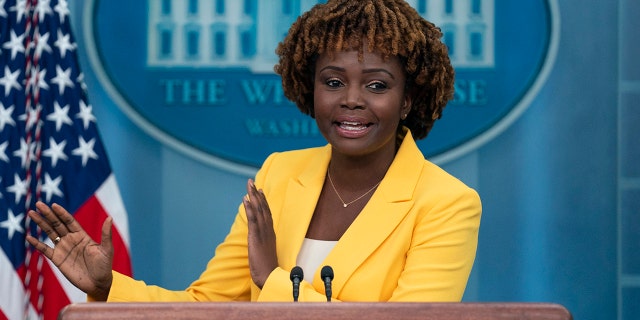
[367,81,388,91]
[326,79,343,88]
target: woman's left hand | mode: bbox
[243,179,278,289]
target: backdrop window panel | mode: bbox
[623,287,640,320]
[621,0,640,80]
[215,0,225,15]
[620,93,640,178]
[622,189,640,274]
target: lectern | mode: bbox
[58,302,572,320]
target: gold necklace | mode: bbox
[327,169,382,208]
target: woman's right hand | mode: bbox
[26,201,114,301]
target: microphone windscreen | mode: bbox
[290,266,304,281]
[321,265,334,280]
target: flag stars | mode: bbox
[18,105,41,131]
[13,138,36,168]
[9,0,27,23]
[50,65,74,94]
[37,68,49,92]
[41,173,64,202]
[0,209,25,240]
[72,136,98,166]
[0,0,7,18]
[0,141,9,162]
[54,29,76,59]
[43,137,68,167]
[28,67,49,94]
[1,30,25,60]
[0,103,16,131]
[35,0,53,22]
[34,32,53,59]
[47,101,73,131]
[6,173,29,204]
[0,66,22,96]
[77,100,96,129]
[54,0,70,23]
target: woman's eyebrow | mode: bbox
[318,66,395,79]
[318,65,345,73]
[362,68,395,79]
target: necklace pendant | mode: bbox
[327,169,380,209]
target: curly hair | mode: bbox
[274,0,455,140]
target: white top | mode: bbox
[296,238,338,283]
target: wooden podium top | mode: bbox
[58,302,572,320]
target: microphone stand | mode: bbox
[321,265,334,302]
[290,266,304,302]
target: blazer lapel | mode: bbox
[321,132,425,296]
[276,146,331,269]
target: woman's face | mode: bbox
[313,50,411,158]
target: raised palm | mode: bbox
[26,201,114,301]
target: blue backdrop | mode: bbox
[67,1,639,320]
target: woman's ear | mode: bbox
[401,96,412,120]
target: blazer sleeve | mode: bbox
[106,153,283,302]
[106,203,254,302]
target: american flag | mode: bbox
[0,0,132,319]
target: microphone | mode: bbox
[321,265,334,302]
[290,266,304,302]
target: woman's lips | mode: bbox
[334,121,373,138]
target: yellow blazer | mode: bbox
[107,131,481,302]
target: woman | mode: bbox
[27,0,481,302]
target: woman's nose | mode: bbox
[342,85,364,109]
